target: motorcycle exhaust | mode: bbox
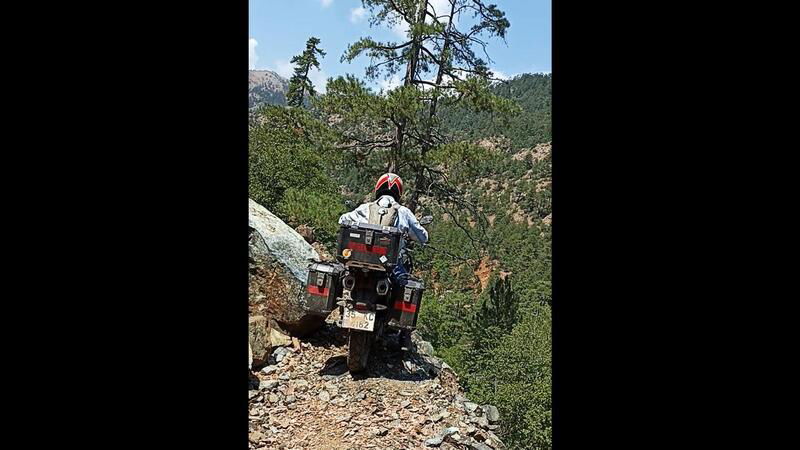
[376,278,390,296]
[343,274,356,290]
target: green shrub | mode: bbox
[424,278,552,450]
[278,187,346,250]
[249,105,345,248]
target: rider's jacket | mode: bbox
[338,195,429,245]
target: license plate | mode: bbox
[341,307,376,331]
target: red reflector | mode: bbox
[347,242,388,255]
[393,301,417,313]
[307,285,329,297]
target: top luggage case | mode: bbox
[336,222,403,270]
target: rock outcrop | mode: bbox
[249,199,325,364]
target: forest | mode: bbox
[249,2,551,448]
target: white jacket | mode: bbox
[338,195,429,244]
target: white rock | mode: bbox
[318,390,331,402]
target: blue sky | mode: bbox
[249,0,550,92]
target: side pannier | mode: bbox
[388,277,425,330]
[304,262,345,316]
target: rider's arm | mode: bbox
[400,207,429,244]
[338,203,370,225]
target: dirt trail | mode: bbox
[248,321,504,450]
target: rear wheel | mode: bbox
[399,329,413,352]
[347,330,374,373]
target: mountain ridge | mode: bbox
[250,70,289,108]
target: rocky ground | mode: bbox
[248,318,505,450]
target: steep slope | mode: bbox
[469,141,552,228]
[250,70,289,108]
[439,73,551,149]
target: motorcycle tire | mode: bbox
[347,330,374,373]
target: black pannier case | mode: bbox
[304,262,345,316]
[336,223,402,269]
[388,278,425,330]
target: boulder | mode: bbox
[259,380,278,391]
[249,315,271,366]
[464,402,479,414]
[425,427,460,447]
[269,327,293,348]
[483,405,500,423]
[249,198,324,336]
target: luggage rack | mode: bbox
[347,222,402,235]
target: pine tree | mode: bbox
[317,0,519,217]
[471,274,518,344]
[286,37,326,108]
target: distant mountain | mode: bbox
[249,70,289,108]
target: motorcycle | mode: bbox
[333,215,433,373]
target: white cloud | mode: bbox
[308,67,329,94]
[428,0,453,24]
[378,74,402,92]
[273,59,294,79]
[418,73,453,91]
[525,65,551,75]
[492,69,510,81]
[350,6,366,23]
[320,0,333,8]
[390,16,409,39]
[248,38,259,70]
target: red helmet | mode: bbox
[374,173,404,201]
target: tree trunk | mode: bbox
[391,0,428,174]
[407,165,424,212]
[408,0,457,213]
[301,64,310,104]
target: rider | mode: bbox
[338,172,429,263]
[338,173,429,350]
